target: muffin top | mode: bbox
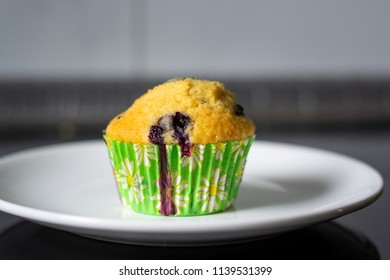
[105,78,255,145]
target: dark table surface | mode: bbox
[0,130,388,260]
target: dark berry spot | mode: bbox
[117,115,122,120]
[235,104,245,116]
[172,112,190,139]
[150,112,193,156]
[177,112,190,127]
[148,125,164,144]
[170,112,192,157]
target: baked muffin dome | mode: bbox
[105,78,255,145]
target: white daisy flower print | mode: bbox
[234,158,246,187]
[116,158,146,205]
[214,142,226,161]
[231,139,248,162]
[172,172,189,209]
[181,145,205,171]
[134,143,156,167]
[128,183,147,205]
[197,168,228,213]
[150,179,160,208]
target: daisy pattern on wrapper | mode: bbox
[134,143,156,167]
[231,139,248,163]
[214,142,226,161]
[151,173,189,213]
[181,144,205,171]
[116,158,147,205]
[197,168,228,213]
[234,158,246,187]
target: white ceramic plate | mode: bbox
[0,140,383,246]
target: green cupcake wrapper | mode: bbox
[104,135,254,216]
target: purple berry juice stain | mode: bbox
[148,112,193,216]
[157,144,177,216]
[148,124,177,216]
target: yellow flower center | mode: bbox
[127,175,133,185]
[210,184,218,196]
[238,140,243,146]
[216,143,224,151]
[236,167,243,176]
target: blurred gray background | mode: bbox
[0,0,390,259]
[1,0,390,79]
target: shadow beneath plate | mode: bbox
[0,221,379,260]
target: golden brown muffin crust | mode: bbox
[106,78,255,144]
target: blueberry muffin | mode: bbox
[104,78,255,216]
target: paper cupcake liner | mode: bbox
[104,135,254,216]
